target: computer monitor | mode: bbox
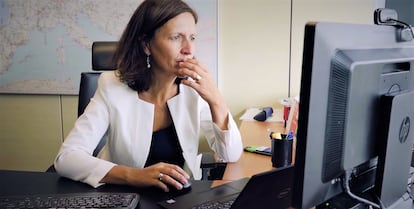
[292,21,414,209]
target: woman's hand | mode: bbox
[178,58,229,130]
[178,58,220,105]
[101,163,190,192]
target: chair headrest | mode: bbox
[92,41,117,71]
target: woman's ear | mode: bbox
[142,39,151,56]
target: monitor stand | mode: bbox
[316,92,414,209]
[375,92,414,208]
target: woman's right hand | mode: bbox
[101,163,190,192]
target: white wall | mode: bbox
[219,0,291,118]
[219,0,375,119]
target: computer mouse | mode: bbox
[167,180,192,195]
[182,180,192,189]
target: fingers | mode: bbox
[152,163,190,192]
[154,173,169,192]
[177,58,222,109]
[157,173,183,191]
[178,59,208,83]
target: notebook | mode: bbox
[158,165,294,209]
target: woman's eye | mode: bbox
[171,35,181,41]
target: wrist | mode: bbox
[121,166,145,186]
[103,165,133,185]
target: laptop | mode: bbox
[158,165,294,209]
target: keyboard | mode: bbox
[191,198,235,209]
[0,192,140,209]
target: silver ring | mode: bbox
[158,173,164,181]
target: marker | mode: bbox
[287,131,293,140]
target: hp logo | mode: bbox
[399,116,410,143]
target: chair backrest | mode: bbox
[78,41,117,116]
[91,41,117,71]
[78,41,117,117]
[80,41,117,156]
[78,72,102,117]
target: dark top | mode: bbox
[144,124,185,168]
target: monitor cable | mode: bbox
[343,169,382,209]
[374,8,414,42]
[388,18,414,41]
[406,167,414,201]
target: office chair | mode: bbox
[47,41,225,180]
[45,42,115,172]
[77,41,117,157]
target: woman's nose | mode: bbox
[180,39,194,56]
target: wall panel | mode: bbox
[0,95,62,171]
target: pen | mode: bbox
[287,131,293,140]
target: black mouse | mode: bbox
[168,180,192,195]
[182,180,192,189]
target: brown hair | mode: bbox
[113,0,198,92]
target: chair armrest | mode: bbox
[200,152,217,168]
[200,152,227,180]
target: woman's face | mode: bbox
[147,12,197,77]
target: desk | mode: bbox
[0,169,217,209]
[1,121,413,209]
[222,121,286,181]
[0,121,280,209]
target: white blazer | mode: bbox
[54,71,243,188]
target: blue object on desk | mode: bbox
[253,107,274,121]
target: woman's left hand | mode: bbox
[178,58,221,105]
[178,58,229,130]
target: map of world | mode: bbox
[0,0,217,94]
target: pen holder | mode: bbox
[271,138,293,168]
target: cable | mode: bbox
[388,18,414,40]
[374,9,414,41]
[374,193,386,209]
[407,186,414,200]
[343,169,381,209]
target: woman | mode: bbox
[54,0,243,192]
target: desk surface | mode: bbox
[0,169,222,209]
[222,121,286,181]
[1,121,413,209]
[0,121,279,209]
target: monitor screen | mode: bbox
[292,22,414,209]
